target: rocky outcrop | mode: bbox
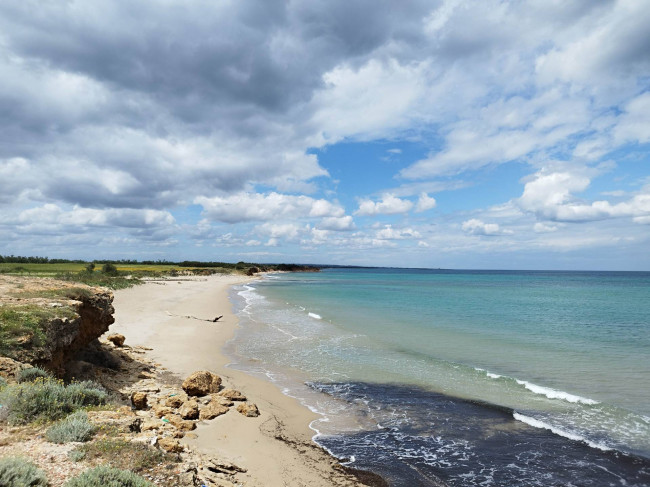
[0,357,29,381]
[182,370,222,396]
[236,403,260,417]
[107,333,125,346]
[131,391,148,410]
[218,388,246,401]
[179,400,200,420]
[0,276,115,376]
[199,402,229,420]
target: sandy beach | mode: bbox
[109,274,376,487]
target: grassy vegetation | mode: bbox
[0,378,107,425]
[0,256,321,278]
[0,304,78,357]
[64,466,153,487]
[0,457,48,487]
[71,438,177,472]
[55,271,142,290]
[0,262,88,275]
[9,286,94,301]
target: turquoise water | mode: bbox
[227,268,650,485]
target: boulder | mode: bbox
[167,414,197,431]
[153,405,173,418]
[165,395,186,408]
[182,370,222,396]
[210,394,233,407]
[141,419,161,432]
[157,437,184,453]
[107,333,125,347]
[0,357,29,381]
[236,403,260,417]
[199,402,229,420]
[218,389,246,401]
[131,391,148,410]
[179,400,199,420]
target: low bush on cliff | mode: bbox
[56,271,141,290]
[16,367,52,383]
[64,466,153,487]
[0,304,78,357]
[46,410,96,443]
[0,457,48,487]
[0,378,107,425]
[72,438,175,472]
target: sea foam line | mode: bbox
[308,312,322,320]
[513,413,612,451]
[515,380,599,405]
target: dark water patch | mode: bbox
[309,382,650,487]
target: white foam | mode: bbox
[513,413,612,451]
[515,380,599,405]
[308,312,322,320]
[474,367,502,379]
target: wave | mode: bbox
[308,312,322,320]
[474,367,599,405]
[513,412,612,452]
[515,379,599,405]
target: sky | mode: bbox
[0,0,649,270]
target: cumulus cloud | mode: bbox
[376,225,422,240]
[415,193,437,212]
[318,216,355,231]
[195,192,345,223]
[462,219,511,236]
[254,222,303,241]
[518,170,650,222]
[355,194,413,216]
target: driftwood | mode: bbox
[165,311,223,323]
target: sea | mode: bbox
[224,268,650,486]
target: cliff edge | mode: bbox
[0,274,114,375]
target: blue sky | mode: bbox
[0,0,649,270]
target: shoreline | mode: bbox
[110,273,385,486]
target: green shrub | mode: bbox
[0,378,107,425]
[55,271,139,290]
[64,466,153,487]
[67,449,86,462]
[0,457,48,487]
[46,410,96,443]
[101,263,118,276]
[16,367,52,383]
[0,376,7,389]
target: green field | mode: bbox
[0,263,216,276]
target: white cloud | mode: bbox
[614,92,650,145]
[355,194,414,216]
[415,192,437,212]
[376,225,422,240]
[318,216,355,231]
[16,204,175,229]
[462,219,511,236]
[196,192,345,223]
[534,222,560,233]
[519,170,650,222]
[254,222,303,241]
